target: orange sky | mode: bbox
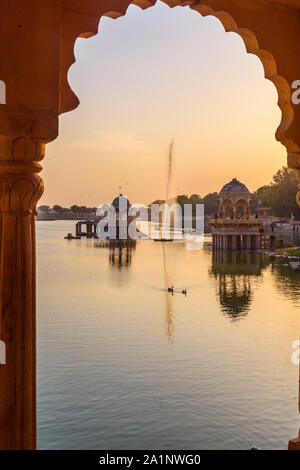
[41,2,286,207]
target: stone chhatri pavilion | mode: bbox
[210,178,263,251]
[217,178,253,219]
[75,194,133,239]
[1,0,300,451]
[210,178,282,251]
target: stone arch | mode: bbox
[235,198,249,219]
[220,199,234,219]
[225,205,234,219]
[61,0,297,155]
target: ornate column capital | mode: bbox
[0,175,44,216]
[0,135,45,215]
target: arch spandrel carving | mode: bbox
[0,1,299,164]
[59,0,300,156]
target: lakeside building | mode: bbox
[209,179,283,251]
[76,194,135,240]
[257,202,273,220]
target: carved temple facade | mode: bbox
[209,178,284,251]
[0,0,300,450]
[75,194,134,239]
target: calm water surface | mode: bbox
[37,221,300,449]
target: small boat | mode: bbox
[64,233,81,240]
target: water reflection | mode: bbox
[210,251,270,322]
[108,240,136,269]
[162,244,175,344]
[271,262,300,305]
[94,240,136,269]
[37,222,300,449]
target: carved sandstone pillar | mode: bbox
[0,135,44,449]
[232,235,237,251]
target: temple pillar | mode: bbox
[254,235,260,251]
[270,236,276,250]
[246,235,251,251]
[0,134,46,449]
[223,235,228,251]
[87,222,93,238]
[0,0,59,447]
[236,235,241,251]
[241,235,246,251]
[232,235,237,251]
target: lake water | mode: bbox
[37,221,300,450]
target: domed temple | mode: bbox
[218,178,253,219]
[76,194,134,239]
[112,193,134,239]
[209,178,281,251]
[111,193,131,214]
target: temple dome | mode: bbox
[219,178,250,197]
[111,194,131,211]
[216,178,253,218]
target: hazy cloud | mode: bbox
[63,130,154,154]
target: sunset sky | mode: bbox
[42,2,286,207]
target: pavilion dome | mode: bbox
[111,194,131,211]
[218,178,252,206]
[219,178,250,197]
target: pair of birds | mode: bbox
[168,286,187,295]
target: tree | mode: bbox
[148,199,165,207]
[268,167,300,218]
[52,205,65,214]
[189,194,202,205]
[202,192,218,216]
[177,195,190,208]
[71,205,80,213]
[253,167,300,219]
[253,185,270,206]
[38,205,50,213]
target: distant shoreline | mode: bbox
[36,213,97,222]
